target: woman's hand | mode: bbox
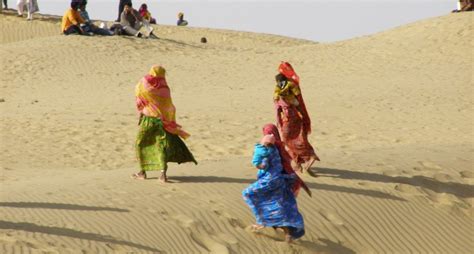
[138,113,143,125]
[256,158,268,169]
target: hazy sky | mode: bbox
[8,0,455,42]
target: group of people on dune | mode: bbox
[59,0,188,37]
[3,0,471,245]
[132,62,319,242]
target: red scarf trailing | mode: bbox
[262,123,312,197]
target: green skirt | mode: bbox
[136,116,197,171]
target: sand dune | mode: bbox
[1,10,473,254]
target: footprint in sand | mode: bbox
[433,173,454,182]
[394,183,420,194]
[419,161,442,170]
[211,208,246,229]
[459,171,474,179]
[172,214,231,254]
[319,210,344,226]
[420,188,465,209]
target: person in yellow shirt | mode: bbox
[61,1,86,35]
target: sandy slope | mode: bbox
[1,10,473,254]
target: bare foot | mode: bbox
[302,156,318,173]
[251,224,264,231]
[307,168,319,178]
[294,163,303,173]
[131,172,146,180]
[282,227,293,243]
[159,172,168,183]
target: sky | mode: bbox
[6,0,456,42]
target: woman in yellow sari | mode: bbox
[133,65,197,182]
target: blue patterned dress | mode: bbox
[242,144,305,239]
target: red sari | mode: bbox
[274,62,319,168]
[263,124,312,197]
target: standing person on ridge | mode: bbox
[17,0,39,20]
[133,65,197,183]
[273,62,320,174]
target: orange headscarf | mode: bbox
[135,65,190,139]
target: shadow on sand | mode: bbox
[170,175,405,201]
[255,229,355,254]
[0,220,163,253]
[0,202,129,212]
[313,167,474,198]
[298,238,356,254]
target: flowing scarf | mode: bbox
[263,124,312,197]
[135,65,190,139]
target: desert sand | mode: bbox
[0,10,473,254]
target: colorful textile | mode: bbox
[273,78,301,107]
[135,66,190,139]
[262,124,311,197]
[275,99,319,164]
[275,62,311,133]
[278,61,300,85]
[243,144,305,239]
[136,116,197,171]
[61,8,85,32]
[274,62,319,165]
[139,4,152,20]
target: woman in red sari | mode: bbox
[273,62,319,173]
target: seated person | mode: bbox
[79,1,113,36]
[139,3,156,24]
[453,0,473,12]
[120,3,156,38]
[177,12,188,26]
[61,0,87,35]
